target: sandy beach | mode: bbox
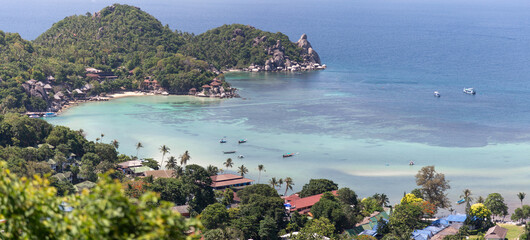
[108,91,153,99]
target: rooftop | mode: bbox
[210,174,254,188]
[285,190,338,213]
[131,166,152,174]
[143,170,175,178]
[117,160,143,169]
[484,225,508,239]
[211,173,242,182]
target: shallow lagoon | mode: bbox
[20,0,530,211]
[47,71,530,211]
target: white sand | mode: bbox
[108,91,153,99]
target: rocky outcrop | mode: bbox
[22,80,48,101]
[243,34,326,72]
[296,34,321,65]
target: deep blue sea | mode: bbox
[4,0,530,211]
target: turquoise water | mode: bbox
[6,0,530,210]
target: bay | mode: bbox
[5,0,530,211]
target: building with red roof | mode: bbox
[210,174,254,190]
[284,190,338,215]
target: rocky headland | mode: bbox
[242,34,325,72]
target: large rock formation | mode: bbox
[296,34,321,65]
[246,34,325,72]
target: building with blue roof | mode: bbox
[446,214,467,223]
[412,214,468,240]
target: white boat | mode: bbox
[433,91,440,97]
[238,155,245,159]
[463,88,476,95]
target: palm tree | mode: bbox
[207,165,219,176]
[223,158,233,169]
[159,145,170,168]
[477,196,485,203]
[135,142,144,159]
[284,177,294,196]
[172,165,184,178]
[100,133,105,142]
[278,178,283,191]
[269,177,279,190]
[460,189,474,213]
[257,164,265,183]
[179,150,190,166]
[166,156,178,172]
[111,139,119,149]
[518,192,526,207]
[377,193,390,207]
[96,137,100,143]
[166,157,177,170]
[237,165,248,177]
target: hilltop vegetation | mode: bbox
[180,24,303,69]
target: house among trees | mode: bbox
[283,190,338,215]
[141,77,159,90]
[142,169,175,178]
[51,171,73,183]
[85,67,117,81]
[74,181,96,193]
[117,160,146,175]
[347,211,390,236]
[210,173,254,190]
[171,205,190,218]
[484,225,508,240]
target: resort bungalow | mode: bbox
[172,205,191,217]
[129,166,152,177]
[117,160,144,175]
[188,88,197,95]
[346,211,390,236]
[47,159,57,171]
[210,174,254,190]
[484,225,508,240]
[201,85,211,95]
[141,77,159,90]
[51,171,73,183]
[446,214,467,225]
[283,191,338,215]
[74,181,96,193]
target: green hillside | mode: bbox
[180,24,303,69]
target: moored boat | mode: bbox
[238,155,245,158]
[409,161,415,166]
[220,139,227,143]
[44,112,57,117]
[456,198,465,204]
[238,139,247,144]
[283,153,294,158]
[223,151,236,154]
[463,88,476,95]
[433,91,440,97]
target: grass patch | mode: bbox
[499,224,524,239]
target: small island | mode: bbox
[0,4,325,115]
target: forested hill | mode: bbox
[0,4,323,114]
[180,24,304,69]
[34,4,185,69]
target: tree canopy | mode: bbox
[299,179,338,198]
[415,166,451,211]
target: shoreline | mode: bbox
[55,91,159,115]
